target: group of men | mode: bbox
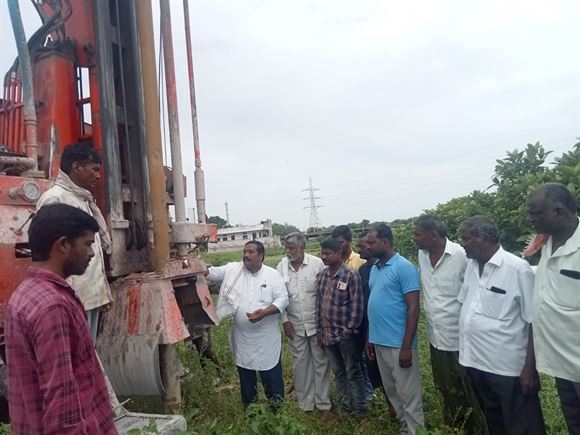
[208,182,579,435]
[2,140,578,435]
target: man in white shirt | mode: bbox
[527,183,580,435]
[277,233,331,415]
[208,241,288,408]
[414,215,486,434]
[457,216,546,435]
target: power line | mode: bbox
[303,177,322,231]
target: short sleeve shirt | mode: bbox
[368,253,421,348]
[533,218,580,382]
[458,247,534,376]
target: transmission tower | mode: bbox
[225,201,230,225]
[303,177,322,232]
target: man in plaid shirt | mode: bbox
[316,238,366,418]
[5,204,117,434]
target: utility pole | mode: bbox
[225,201,230,226]
[303,177,322,232]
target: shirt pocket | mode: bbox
[551,269,580,308]
[331,287,349,306]
[478,285,508,319]
[259,284,274,305]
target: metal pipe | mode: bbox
[7,0,38,171]
[160,0,188,256]
[182,0,206,224]
[135,0,170,271]
[0,156,36,167]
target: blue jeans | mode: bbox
[236,359,284,409]
[325,336,367,416]
[360,351,374,402]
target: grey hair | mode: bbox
[459,215,500,244]
[529,183,577,215]
[284,232,307,248]
[415,215,448,238]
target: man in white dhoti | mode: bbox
[208,241,288,409]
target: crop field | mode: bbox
[125,242,567,435]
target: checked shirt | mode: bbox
[5,267,116,434]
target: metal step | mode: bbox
[114,411,187,434]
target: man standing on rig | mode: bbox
[36,143,113,342]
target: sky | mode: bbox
[1,0,579,230]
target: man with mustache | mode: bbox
[208,241,288,409]
[277,233,331,416]
[527,183,580,435]
[413,215,487,434]
[365,224,424,435]
[36,143,113,342]
[457,216,546,435]
[5,204,117,434]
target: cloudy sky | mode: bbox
[1,0,579,230]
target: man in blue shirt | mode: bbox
[365,224,424,435]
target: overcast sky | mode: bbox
[1,0,579,230]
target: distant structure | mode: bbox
[225,201,230,226]
[303,177,322,232]
[208,220,280,252]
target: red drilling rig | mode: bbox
[0,0,218,430]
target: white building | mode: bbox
[208,220,281,252]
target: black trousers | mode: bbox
[431,346,488,435]
[236,359,284,408]
[556,377,580,435]
[465,367,546,435]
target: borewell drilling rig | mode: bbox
[0,0,218,430]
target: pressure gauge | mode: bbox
[21,181,41,202]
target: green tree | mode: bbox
[553,140,580,201]
[272,222,301,237]
[425,190,495,242]
[490,142,554,251]
[208,215,229,229]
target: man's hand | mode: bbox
[399,347,412,368]
[283,321,295,339]
[520,364,540,395]
[246,309,266,323]
[366,342,375,361]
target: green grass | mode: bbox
[125,246,567,434]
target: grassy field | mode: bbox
[126,244,568,434]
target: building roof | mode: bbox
[218,223,271,235]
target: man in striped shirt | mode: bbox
[414,215,487,434]
[316,238,366,418]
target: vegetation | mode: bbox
[413,141,579,256]
[271,223,301,237]
[208,216,230,229]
